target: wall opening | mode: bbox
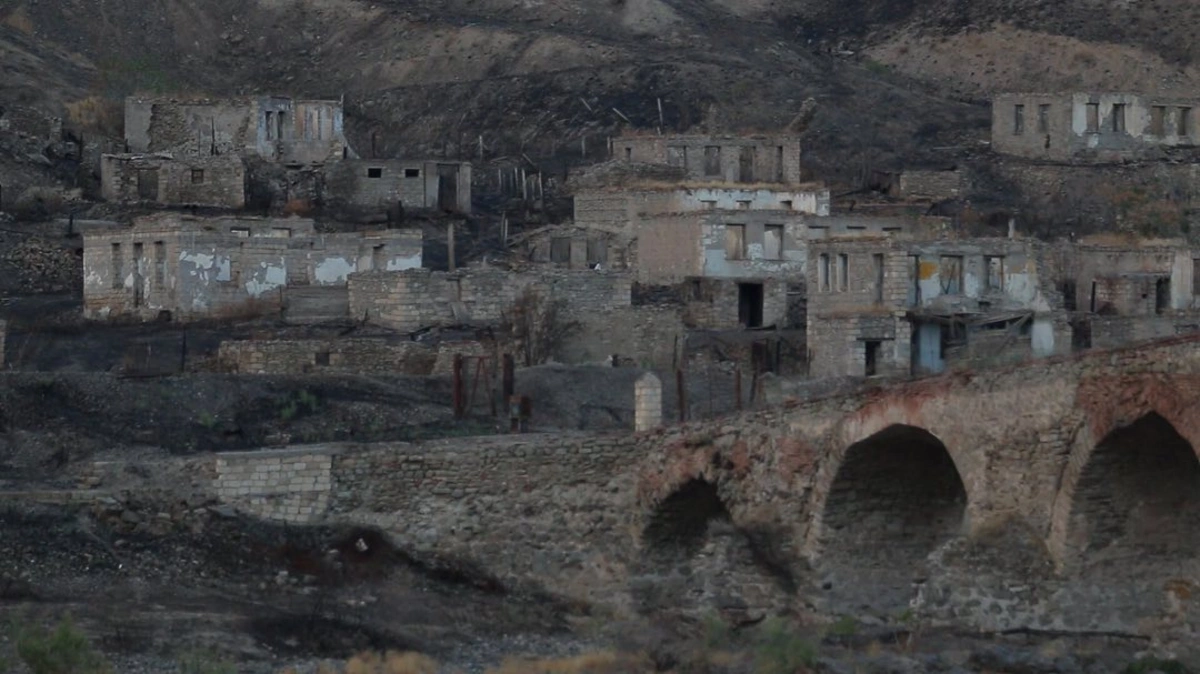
[644,480,730,555]
[1037,104,1050,133]
[818,254,830,292]
[1065,413,1200,566]
[1150,106,1167,136]
[367,167,383,178]
[1155,277,1170,314]
[775,146,784,182]
[404,168,420,178]
[738,146,754,182]
[725,224,746,261]
[1112,103,1126,133]
[132,242,145,307]
[1086,103,1100,133]
[1180,107,1192,136]
[437,164,459,211]
[111,243,123,290]
[738,282,764,328]
[863,340,881,376]
[703,146,721,176]
[1013,104,1025,135]
[191,168,205,184]
[764,225,783,260]
[137,168,159,201]
[836,253,849,292]
[818,425,966,610]
[872,253,884,303]
[153,241,165,287]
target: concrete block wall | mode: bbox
[326,160,472,213]
[214,448,334,524]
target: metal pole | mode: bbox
[734,366,742,412]
[676,368,686,423]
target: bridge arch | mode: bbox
[806,422,969,613]
[1049,407,1200,567]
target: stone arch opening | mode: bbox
[1066,412,1200,566]
[636,479,792,619]
[817,424,966,613]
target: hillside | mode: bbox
[3,0,1200,198]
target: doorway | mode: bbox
[738,282,764,328]
[437,164,459,212]
[864,340,881,376]
[137,168,159,201]
[738,146,754,182]
[1156,277,1170,314]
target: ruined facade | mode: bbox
[325,159,471,214]
[574,185,832,232]
[100,153,246,209]
[82,214,422,322]
[348,267,683,367]
[1051,240,1200,348]
[612,134,802,184]
[806,236,1067,378]
[992,92,1200,162]
[124,96,350,164]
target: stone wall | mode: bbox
[218,338,437,375]
[326,160,471,214]
[100,153,246,209]
[612,134,803,184]
[83,214,422,322]
[896,170,964,201]
[177,332,1200,644]
[992,92,1200,162]
[347,267,633,333]
[573,186,832,234]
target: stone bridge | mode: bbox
[202,334,1200,642]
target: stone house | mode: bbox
[1050,240,1200,348]
[992,93,1200,162]
[325,159,472,215]
[124,95,351,165]
[611,134,803,184]
[348,266,683,367]
[83,214,422,322]
[100,153,246,209]
[806,236,1067,379]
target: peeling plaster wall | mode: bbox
[993,92,1200,162]
[82,216,422,322]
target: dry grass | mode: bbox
[65,95,124,137]
[484,651,654,674]
[4,5,35,35]
[343,651,440,674]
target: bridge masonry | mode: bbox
[72,333,1200,651]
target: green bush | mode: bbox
[827,616,857,638]
[13,615,111,674]
[754,617,817,674]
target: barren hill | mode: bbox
[3,0,1200,194]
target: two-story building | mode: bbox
[806,236,1068,378]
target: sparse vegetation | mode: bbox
[343,650,439,674]
[278,389,321,422]
[753,617,818,674]
[485,651,653,674]
[1123,658,1191,674]
[500,287,580,367]
[827,615,858,637]
[10,614,112,674]
[178,650,239,674]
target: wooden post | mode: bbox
[446,222,456,272]
[503,353,515,401]
[675,368,686,423]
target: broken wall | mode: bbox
[83,216,422,321]
[612,134,803,184]
[100,153,246,209]
[218,338,437,375]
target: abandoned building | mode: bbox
[100,153,246,209]
[805,236,1067,378]
[611,134,803,184]
[1052,240,1200,348]
[348,266,684,367]
[124,95,351,164]
[992,93,1200,162]
[574,184,832,232]
[82,214,422,322]
[325,159,472,215]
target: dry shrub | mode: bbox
[345,651,439,674]
[484,651,654,674]
[4,5,34,35]
[65,95,124,137]
[283,198,313,216]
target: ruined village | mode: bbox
[6,72,1200,672]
